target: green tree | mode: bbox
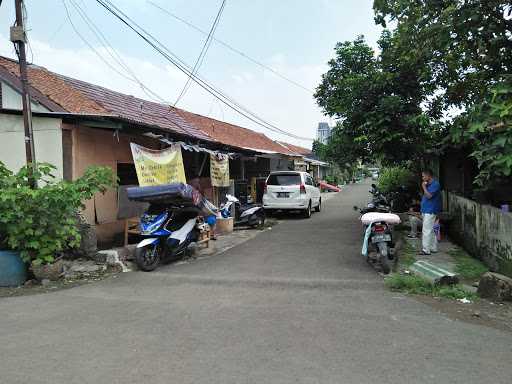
[451,79,512,189]
[374,0,512,112]
[312,140,328,160]
[315,33,436,166]
[374,0,512,189]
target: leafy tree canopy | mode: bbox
[315,1,512,190]
[315,33,437,166]
[374,0,512,112]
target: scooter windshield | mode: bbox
[141,212,169,234]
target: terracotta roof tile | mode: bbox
[277,141,312,156]
[56,74,209,139]
[0,56,210,141]
[0,56,106,114]
[0,55,307,151]
[174,108,298,156]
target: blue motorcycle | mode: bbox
[127,183,207,271]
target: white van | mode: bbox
[262,171,321,218]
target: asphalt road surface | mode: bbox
[1,182,511,384]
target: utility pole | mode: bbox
[10,0,36,187]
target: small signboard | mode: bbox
[210,154,230,187]
[130,143,186,186]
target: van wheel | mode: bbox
[315,199,322,212]
[303,202,312,218]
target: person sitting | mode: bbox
[407,199,422,238]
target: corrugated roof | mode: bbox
[0,56,211,141]
[174,108,299,156]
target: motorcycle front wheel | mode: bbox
[135,244,162,272]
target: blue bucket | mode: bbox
[0,250,27,287]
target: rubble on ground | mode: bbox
[477,272,512,302]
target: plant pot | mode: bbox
[31,259,64,281]
[0,250,27,287]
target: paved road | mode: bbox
[1,183,511,384]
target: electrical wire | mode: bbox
[147,1,313,94]
[62,0,167,104]
[62,0,200,137]
[174,0,226,106]
[100,0,312,141]
[66,0,169,104]
[95,0,313,141]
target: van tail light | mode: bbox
[264,182,267,194]
[300,184,306,194]
[373,224,387,233]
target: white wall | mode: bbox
[1,82,50,112]
[0,114,63,179]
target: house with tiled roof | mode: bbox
[276,141,312,156]
[0,55,314,242]
[276,141,330,180]
[173,108,311,201]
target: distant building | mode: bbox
[317,122,331,144]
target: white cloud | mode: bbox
[0,34,325,147]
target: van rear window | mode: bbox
[267,174,301,186]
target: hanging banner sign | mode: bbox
[210,154,230,187]
[130,143,186,186]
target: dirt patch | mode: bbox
[390,230,512,332]
[0,270,120,298]
[414,294,512,333]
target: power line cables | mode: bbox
[63,0,200,137]
[147,1,313,94]
[94,0,313,141]
[173,0,226,106]
[63,0,169,104]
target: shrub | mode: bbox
[325,175,338,185]
[0,162,115,265]
[377,166,415,194]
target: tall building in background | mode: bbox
[317,122,331,144]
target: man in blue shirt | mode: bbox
[420,169,442,255]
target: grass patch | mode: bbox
[385,273,477,301]
[434,285,477,301]
[399,240,417,267]
[448,248,488,280]
[385,273,432,294]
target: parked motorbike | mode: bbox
[134,205,201,271]
[354,184,401,274]
[353,184,392,214]
[368,183,413,213]
[127,183,211,271]
[220,194,265,228]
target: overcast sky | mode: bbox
[0,0,383,147]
